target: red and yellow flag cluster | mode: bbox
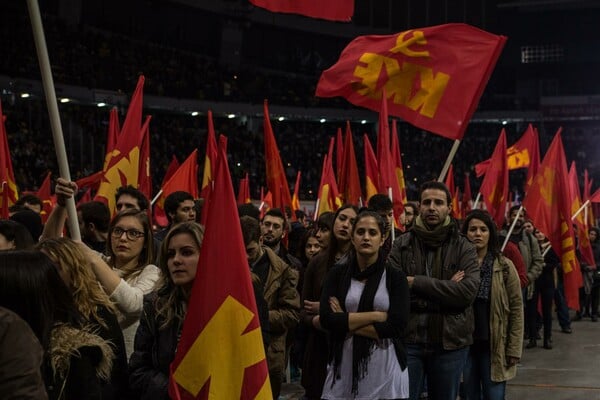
[523,131,582,309]
[94,76,150,215]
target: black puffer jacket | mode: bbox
[128,293,181,400]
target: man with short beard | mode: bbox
[388,181,480,400]
[261,208,302,271]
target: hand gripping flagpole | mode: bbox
[26,0,80,240]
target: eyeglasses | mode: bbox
[111,227,145,240]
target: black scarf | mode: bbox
[331,253,386,396]
[477,252,494,300]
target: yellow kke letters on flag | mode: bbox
[316,24,506,141]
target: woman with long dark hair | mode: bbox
[0,250,114,400]
[129,222,204,399]
[461,210,523,400]
[319,210,410,399]
[300,207,357,399]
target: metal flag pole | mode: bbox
[26,0,80,240]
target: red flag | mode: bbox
[154,155,181,227]
[479,129,509,227]
[200,110,219,225]
[263,100,293,211]
[291,171,301,212]
[522,129,581,309]
[462,173,473,215]
[237,173,251,205]
[137,116,152,201]
[475,124,538,177]
[584,169,596,227]
[376,93,404,221]
[444,165,461,218]
[95,76,145,214]
[161,150,199,200]
[169,135,271,399]
[102,107,121,170]
[316,155,342,217]
[568,162,595,268]
[75,171,103,192]
[363,134,379,202]
[335,127,344,180]
[391,119,408,206]
[338,122,362,206]
[591,189,600,203]
[249,0,353,21]
[0,100,18,211]
[36,172,54,223]
[201,110,218,199]
[316,24,506,140]
[525,127,541,193]
[1,183,8,219]
[453,187,462,220]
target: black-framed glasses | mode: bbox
[111,227,145,240]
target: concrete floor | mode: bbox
[281,317,600,400]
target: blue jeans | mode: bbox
[407,343,468,400]
[462,342,506,400]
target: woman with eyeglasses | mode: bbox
[79,208,159,359]
[43,178,160,359]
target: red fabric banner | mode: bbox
[316,24,506,140]
[249,0,353,21]
[479,129,509,227]
[169,135,271,400]
[523,130,582,309]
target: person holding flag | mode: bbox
[129,222,204,399]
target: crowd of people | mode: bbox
[1,176,598,400]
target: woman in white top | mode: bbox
[44,178,161,358]
[319,210,410,400]
[79,208,160,358]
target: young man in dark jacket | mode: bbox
[388,181,480,400]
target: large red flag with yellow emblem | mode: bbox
[0,100,18,212]
[169,135,271,400]
[94,76,145,214]
[479,129,509,227]
[523,130,582,309]
[316,24,506,140]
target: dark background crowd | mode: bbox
[1,0,599,203]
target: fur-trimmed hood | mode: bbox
[49,323,114,382]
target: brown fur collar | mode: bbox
[49,323,114,382]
